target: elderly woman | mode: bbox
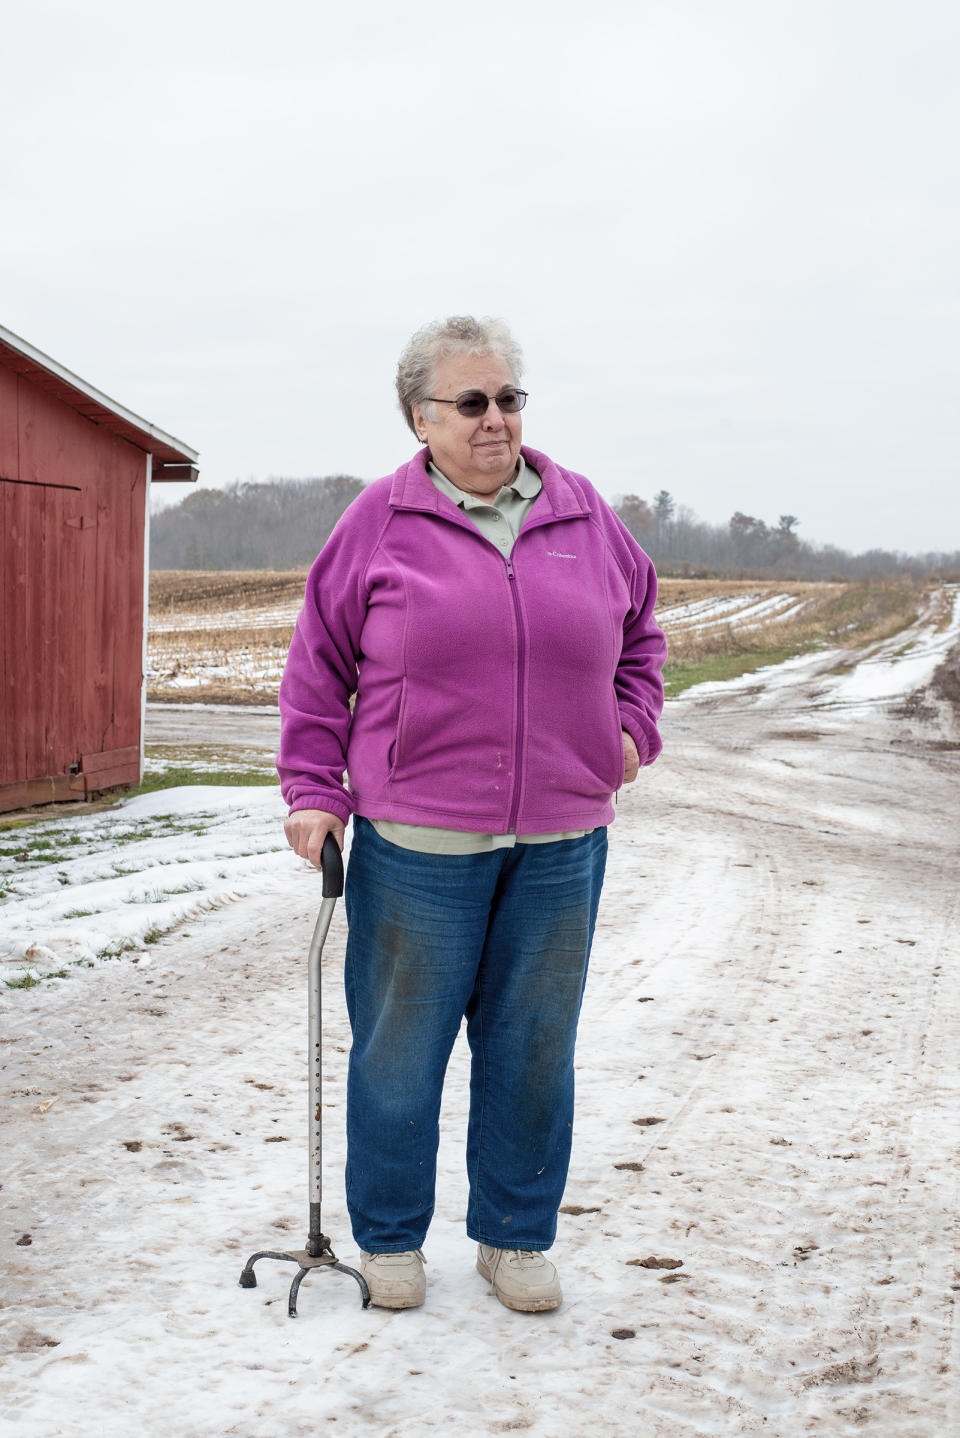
[279,316,666,1312]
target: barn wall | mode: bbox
[0,367,18,790]
[1,371,147,809]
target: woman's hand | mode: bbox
[622,730,640,785]
[283,809,345,870]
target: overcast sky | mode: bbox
[3,0,957,555]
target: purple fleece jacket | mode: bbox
[278,444,666,833]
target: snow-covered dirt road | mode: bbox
[2,594,959,1436]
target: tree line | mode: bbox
[150,475,959,579]
[150,476,365,570]
[615,489,959,579]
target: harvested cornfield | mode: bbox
[146,572,930,704]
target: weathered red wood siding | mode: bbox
[1,368,146,810]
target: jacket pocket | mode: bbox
[604,691,625,791]
[387,677,408,781]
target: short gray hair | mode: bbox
[396,315,524,437]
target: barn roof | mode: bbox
[0,323,198,479]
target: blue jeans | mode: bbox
[343,817,608,1253]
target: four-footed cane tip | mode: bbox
[238,1253,370,1312]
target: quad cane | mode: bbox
[240,833,370,1315]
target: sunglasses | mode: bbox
[424,386,528,418]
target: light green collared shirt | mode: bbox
[370,458,592,855]
[426,453,541,549]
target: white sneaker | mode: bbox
[477,1246,562,1312]
[360,1249,426,1309]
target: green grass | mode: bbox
[95,938,139,961]
[0,838,55,857]
[1,821,182,867]
[5,973,41,990]
[124,881,201,905]
[104,820,202,846]
[0,835,88,858]
[0,846,62,864]
[663,645,801,698]
[131,766,278,794]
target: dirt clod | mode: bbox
[16,1329,59,1350]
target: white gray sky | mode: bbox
[3,0,957,555]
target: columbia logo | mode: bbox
[547,550,576,559]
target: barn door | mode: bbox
[0,475,89,805]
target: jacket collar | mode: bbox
[388,445,591,520]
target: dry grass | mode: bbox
[149,570,308,615]
[147,571,929,705]
[659,577,925,662]
[656,577,800,609]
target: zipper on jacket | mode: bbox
[505,555,526,831]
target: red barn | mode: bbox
[0,325,198,813]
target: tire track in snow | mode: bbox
[574,649,960,1434]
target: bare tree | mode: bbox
[617,494,655,540]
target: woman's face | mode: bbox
[412,350,522,497]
